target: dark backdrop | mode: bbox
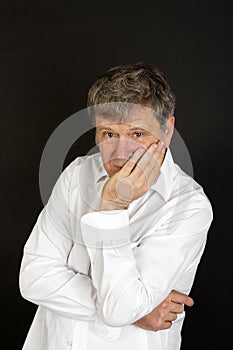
[1,1,232,349]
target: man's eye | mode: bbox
[105,132,114,138]
[134,132,142,138]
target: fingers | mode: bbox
[130,141,166,180]
[166,312,178,322]
[138,141,166,173]
[114,140,166,204]
[163,321,172,330]
[169,290,194,307]
[184,296,195,307]
[119,140,166,180]
[120,147,146,177]
[169,302,184,314]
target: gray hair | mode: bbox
[87,62,175,131]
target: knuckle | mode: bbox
[159,313,164,320]
[160,312,166,320]
[161,301,169,309]
[169,290,175,298]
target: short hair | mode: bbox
[87,62,175,130]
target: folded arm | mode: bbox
[81,205,213,327]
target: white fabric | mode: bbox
[19,148,213,350]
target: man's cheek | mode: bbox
[99,144,114,162]
[139,140,154,150]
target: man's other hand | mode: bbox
[133,290,194,332]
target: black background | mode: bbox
[1,1,232,349]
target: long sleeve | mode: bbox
[80,200,213,327]
[19,162,97,321]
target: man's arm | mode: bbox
[19,160,97,321]
[80,142,213,327]
[81,206,211,327]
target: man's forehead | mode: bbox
[96,105,155,124]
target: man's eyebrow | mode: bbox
[128,126,150,132]
[96,126,115,131]
[126,126,154,135]
[96,125,151,132]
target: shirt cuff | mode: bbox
[80,210,131,249]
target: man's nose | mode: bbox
[112,138,139,160]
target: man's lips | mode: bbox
[112,162,126,168]
[113,165,123,169]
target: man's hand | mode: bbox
[133,290,194,332]
[100,141,166,211]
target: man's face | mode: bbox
[96,104,173,177]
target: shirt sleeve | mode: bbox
[80,201,213,327]
[19,161,97,321]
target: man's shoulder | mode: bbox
[61,152,102,188]
[172,163,212,213]
[64,152,101,173]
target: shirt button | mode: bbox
[67,340,72,347]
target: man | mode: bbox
[19,63,213,349]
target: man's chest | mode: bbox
[67,178,168,275]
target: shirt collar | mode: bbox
[150,147,175,201]
[95,154,109,183]
[95,147,175,202]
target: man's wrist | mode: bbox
[81,210,130,248]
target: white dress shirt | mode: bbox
[19,148,213,350]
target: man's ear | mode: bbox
[165,115,175,145]
[95,133,99,146]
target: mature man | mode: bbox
[19,63,213,350]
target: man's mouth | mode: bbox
[113,165,123,170]
[112,161,126,168]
